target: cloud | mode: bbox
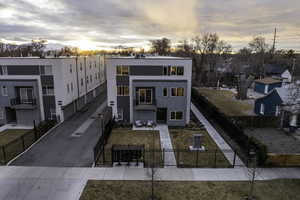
[0,0,299,50]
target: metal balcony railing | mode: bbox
[10,98,37,106]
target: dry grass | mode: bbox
[197,88,253,116]
[0,129,32,146]
[170,129,231,167]
[97,128,162,167]
[80,179,300,200]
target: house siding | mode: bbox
[255,90,283,116]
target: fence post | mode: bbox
[33,120,38,140]
[162,148,165,167]
[233,150,237,167]
[214,149,217,168]
[21,136,25,151]
[1,146,6,164]
[196,149,199,167]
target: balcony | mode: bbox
[10,98,37,110]
[134,99,157,111]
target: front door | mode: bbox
[157,108,167,123]
[5,107,16,123]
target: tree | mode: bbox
[238,47,252,63]
[248,36,270,76]
[236,74,255,100]
[150,38,171,56]
[31,39,47,57]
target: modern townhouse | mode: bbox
[106,56,192,126]
[0,55,106,126]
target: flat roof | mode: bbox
[107,56,191,60]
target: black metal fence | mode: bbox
[0,120,57,165]
[191,88,268,166]
[95,148,239,168]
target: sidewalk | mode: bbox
[0,166,300,200]
[191,103,244,166]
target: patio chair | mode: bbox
[146,120,156,127]
[135,120,144,127]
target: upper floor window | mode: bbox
[80,63,83,71]
[116,66,129,76]
[171,88,184,96]
[70,64,72,73]
[90,75,92,83]
[95,62,97,68]
[70,82,73,92]
[117,85,129,96]
[0,66,8,75]
[2,85,8,96]
[81,78,84,86]
[40,65,52,75]
[86,76,89,84]
[42,85,54,96]
[89,62,92,69]
[164,66,184,76]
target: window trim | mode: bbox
[170,111,183,121]
[1,66,8,75]
[260,103,265,115]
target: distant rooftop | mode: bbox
[254,77,282,84]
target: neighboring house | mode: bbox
[106,56,192,126]
[263,64,292,83]
[254,77,282,94]
[0,56,106,126]
[255,83,300,128]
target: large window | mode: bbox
[116,66,129,76]
[164,66,184,76]
[2,86,8,96]
[42,86,54,96]
[260,104,265,114]
[19,87,34,102]
[117,85,129,96]
[138,88,152,104]
[170,111,183,120]
[171,88,184,96]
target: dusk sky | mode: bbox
[0,0,299,51]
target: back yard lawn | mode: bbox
[80,179,300,200]
[97,127,162,167]
[196,88,254,116]
[170,128,231,168]
[0,129,34,164]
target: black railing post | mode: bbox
[1,146,6,164]
[233,150,237,167]
[21,136,25,151]
[196,149,199,167]
[162,148,165,167]
[214,149,217,168]
[33,120,38,141]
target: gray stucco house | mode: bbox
[0,56,106,126]
[106,56,192,127]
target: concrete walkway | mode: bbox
[157,125,177,167]
[133,124,177,167]
[191,103,244,166]
[0,166,300,200]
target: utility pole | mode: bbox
[272,28,277,57]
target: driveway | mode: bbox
[9,91,107,167]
